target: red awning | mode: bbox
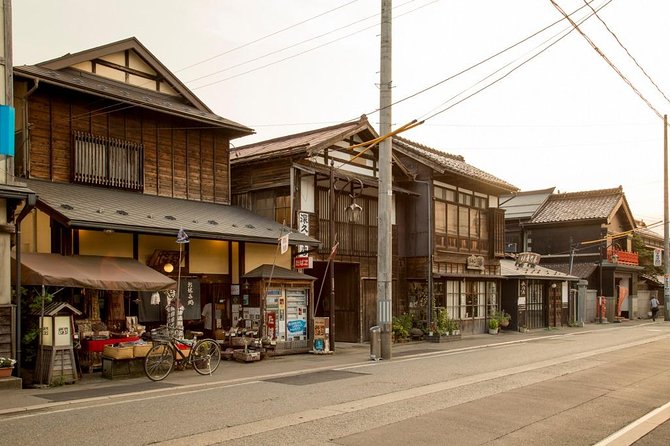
[13,253,175,291]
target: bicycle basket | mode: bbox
[150,326,173,342]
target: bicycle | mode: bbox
[144,326,221,381]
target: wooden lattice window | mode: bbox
[73,131,143,191]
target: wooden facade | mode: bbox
[232,120,518,340]
[16,83,233,204]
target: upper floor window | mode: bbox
[73,131,143,191]
[434,184,492,253]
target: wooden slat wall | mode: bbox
[24,86,235,204]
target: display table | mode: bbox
[80,336,140,372]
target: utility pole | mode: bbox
[377,0,393,360]
[664,115,670,321]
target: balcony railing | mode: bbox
[607,248,639,266]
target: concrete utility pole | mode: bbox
[664,115,670,321]
[377,0,393,360]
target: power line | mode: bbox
[175,0,362,75]
[550,0,663,120]
[190,0,439,90]
[420,0,613,123]
[583,0,670,106]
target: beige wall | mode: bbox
[19,208,51,253]
[78,230,133,257]
[189,239,229,274]
[245,243,290,272]
[138,234,181,265]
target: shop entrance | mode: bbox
[308,261,360,343]
[548,284,562,327]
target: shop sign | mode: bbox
[466,255,485,271]
[295,256,312,270]
[653,248,662,267]
[515,252,541,267]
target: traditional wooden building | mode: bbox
[505,187,643,322]
[391,137,518,334]
[10,38,318,359]
[232,120,518,339]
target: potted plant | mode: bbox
[0,357,16,377]
[488,318,499,335]
[498,310,511,328]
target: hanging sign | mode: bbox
[653,248,662,267]
[294,256,312,270]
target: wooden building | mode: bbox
[10,38,319,357]
[503,187,643,322]
[231,119,518,340]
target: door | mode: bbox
[548,284,561,327]
[307,261,360,343]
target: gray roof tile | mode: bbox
[26,179,319,246]
[529,187,624,224]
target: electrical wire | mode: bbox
[420,0,613,123]
[582,0,670,106]
[550,0,663,120]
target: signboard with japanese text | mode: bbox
[138,277,200,322]
[654,248,662,267]
[294,256,313,270]
[297,211,310,256]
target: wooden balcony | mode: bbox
[607,248,639,266]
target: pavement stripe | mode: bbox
[593,400,670,446]
[155,334,670,445]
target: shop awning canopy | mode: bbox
[13,253,176,291]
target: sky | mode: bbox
[12,0,670,234]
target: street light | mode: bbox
[328,160,364,351]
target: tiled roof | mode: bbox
[392,136,518,192]
[500,187,555,220]
[500,259,579,280]
[540,262,598,280]
[25,179,319,246]
[232,116,375,163]
[529,187,624,224]
[15,65,252,134]
[242,264,316,281]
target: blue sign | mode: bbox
[0,105,15,156]
[287,319,306,335]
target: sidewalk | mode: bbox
[0,319,657,416]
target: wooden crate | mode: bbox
[103,345,134,359]
[233,349,261,363]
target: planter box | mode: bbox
[425,333,462,343]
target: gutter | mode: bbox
[14,191,37,375]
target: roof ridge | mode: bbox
[394,135,465,161]
[548,186,623,200]
[234,115,368,150]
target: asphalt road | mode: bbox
[2,323,670,445]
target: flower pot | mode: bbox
[499,320,509,328]
[488,328,498,335]
[0,367,14,378]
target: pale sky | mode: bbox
[12,0,670,233]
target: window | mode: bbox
[73,131,143,190]
[445,280,494,320]
[434,185,495,253]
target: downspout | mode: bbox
[14,192,36,375]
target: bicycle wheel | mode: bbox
[191,339,221,375]
[144,343,175,381]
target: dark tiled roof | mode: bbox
[392,136,518,192]
[529,187,624,224]
[232,116,375,163]
[242,264,316,281]
[25,179,319,246]
[15,65,252,134]
[540,262,598,279]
